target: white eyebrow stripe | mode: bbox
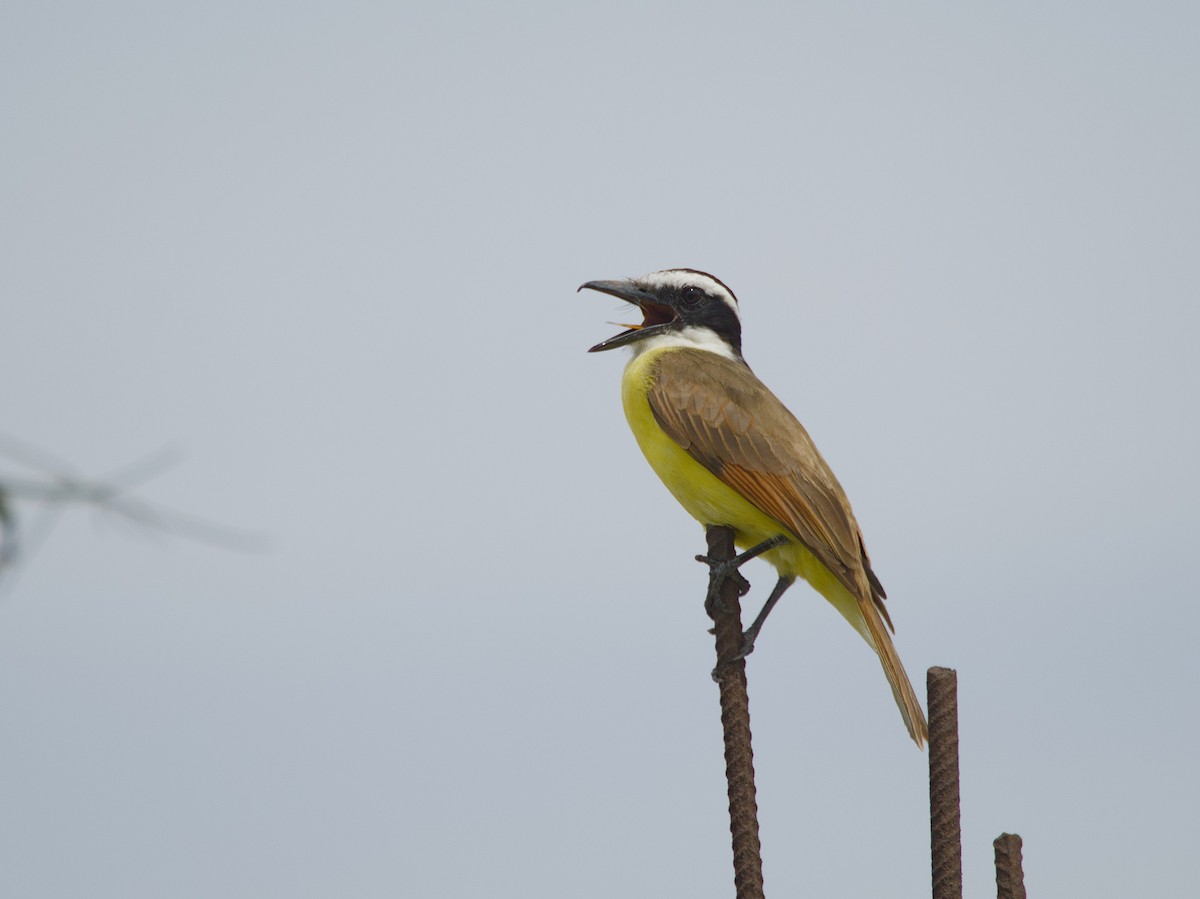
[637,269,741,322]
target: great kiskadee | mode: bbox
[581,269,928,747]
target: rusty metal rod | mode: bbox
[994,832,1026,899]
[928,666,963,899]
[704,525,766,899]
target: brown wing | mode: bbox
[647,349,890,627]
[648,349,928,745]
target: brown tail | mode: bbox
[859,593,928,747]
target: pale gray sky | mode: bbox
[2,2,1197,897]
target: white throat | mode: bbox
[626,326,740,362]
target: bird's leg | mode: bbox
[736,575,796,659]
[696,534,788,617]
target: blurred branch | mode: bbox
[0,431,267,589]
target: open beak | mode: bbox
[578,279,678,352]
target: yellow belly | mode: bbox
[621,346,871,643]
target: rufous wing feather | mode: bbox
[647,349,928,746]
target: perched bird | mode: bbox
[581,269,928,746]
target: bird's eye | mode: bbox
[680,286,705,307]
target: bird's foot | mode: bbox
[696,534,788,617]
[695,553,751,616]
[732,627,762,661]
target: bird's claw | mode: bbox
[733,630,760,661]
[696,553,752,617]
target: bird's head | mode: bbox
[579,269,742,359]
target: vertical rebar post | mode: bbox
[928,666,963,899]
[704,525,765,899]
[993,833,1026,899]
